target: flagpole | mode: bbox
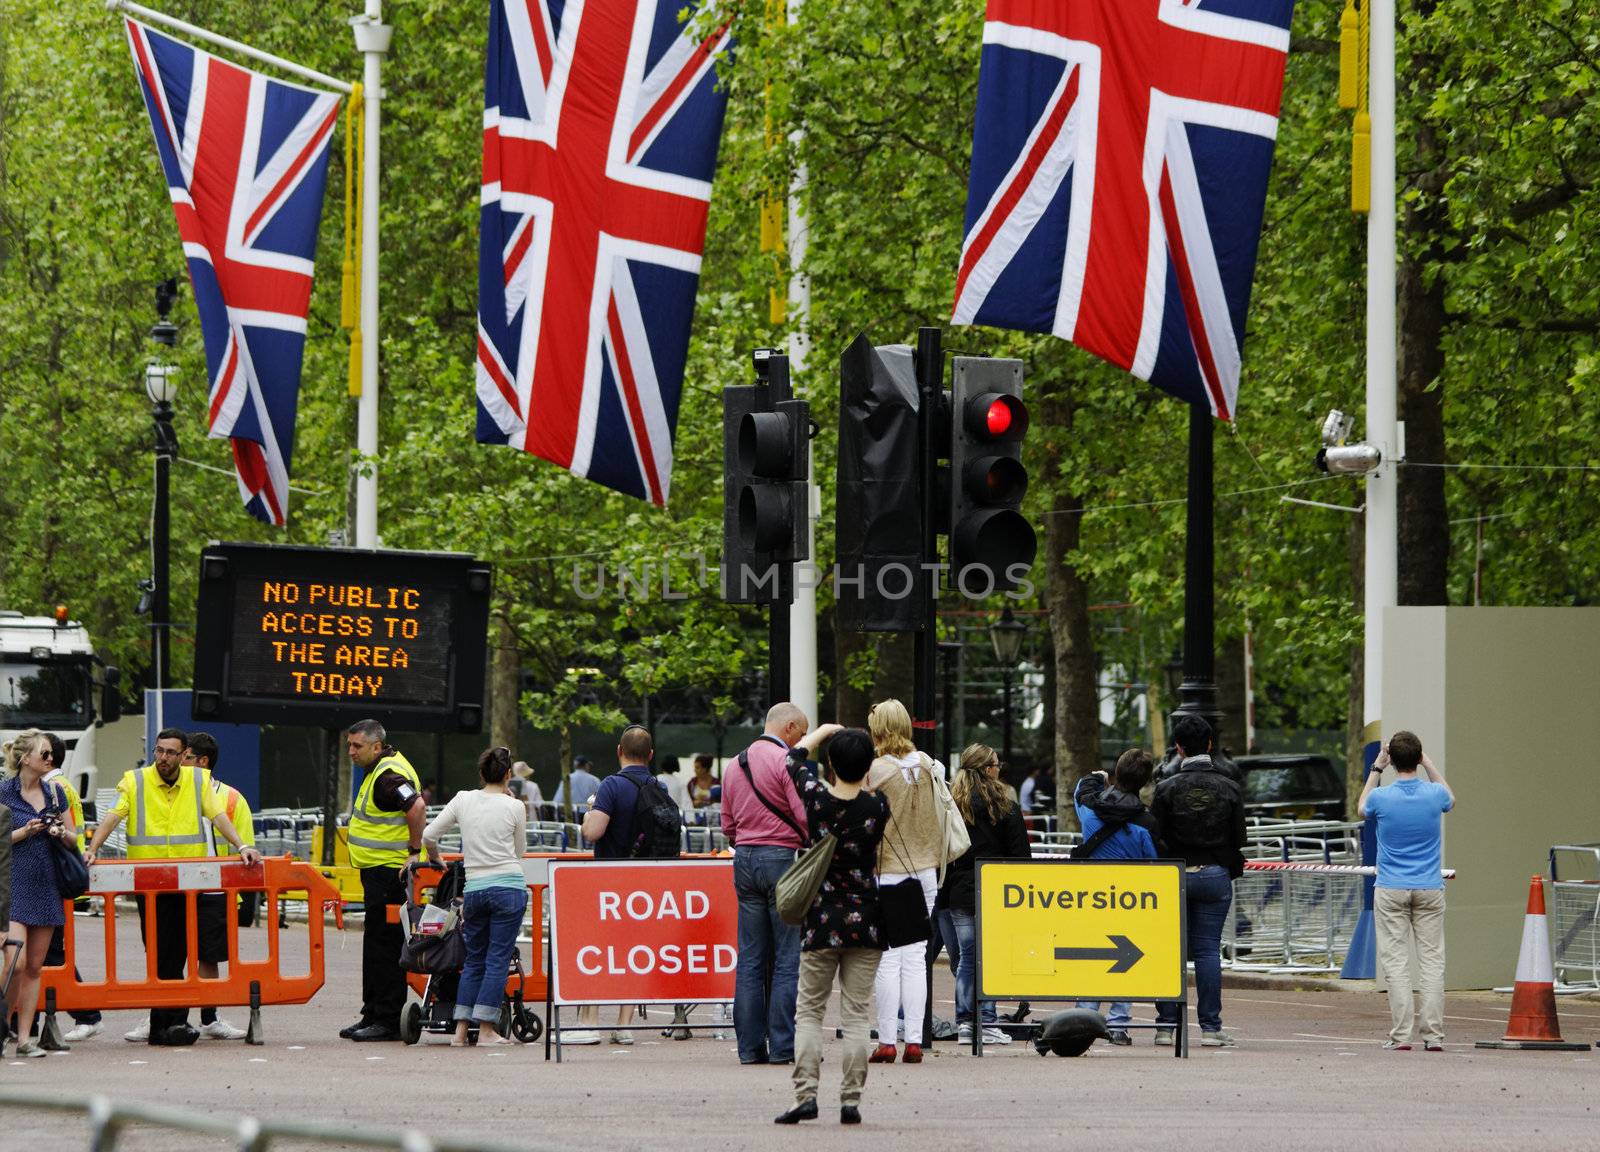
[106,1,353,94]
[784,0,818,729]
[352,2,390,550]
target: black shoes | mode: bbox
[774,1101,818,1125]
[841,1106,861,1125]
[349,1023,401,1042]
[338,1020,371,1040]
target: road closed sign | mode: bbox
[977,859,1185,1001]
[549,859,737,1005]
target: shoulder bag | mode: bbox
[46,784,90,900]
[926,756,971,886]
[879,813,931,948]
[739,750,833,925]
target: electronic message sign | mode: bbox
[192,543,491,731]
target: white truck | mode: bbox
[0,608,121,812]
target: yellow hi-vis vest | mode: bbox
[122,764,217,859]
[43,768,86,852]
[210,780,256,853]
[347,750,420,869]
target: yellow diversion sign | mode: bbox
[977,860,1185,1001]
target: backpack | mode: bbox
[1164,775,1233,849]
[626,773,683,859]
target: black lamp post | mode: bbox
[1174,407,1223,736]
[146,279,180,698]
[938,639,963,770]
[989,607,1027,768]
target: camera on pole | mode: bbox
[1314,408,1383,475]
[948,356,1036,594]
[722,349,810,606]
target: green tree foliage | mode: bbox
[2,0,1595,772]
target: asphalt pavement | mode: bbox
[3,913,1598,1151]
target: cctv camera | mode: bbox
[1320,409,1353,448]
[1316,444,1382,475]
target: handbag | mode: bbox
[776,833,837,926]
[44,785,89,900]
[928,758,971,885]
[879,876,930,948]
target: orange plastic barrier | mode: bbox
[40,856,344,1026]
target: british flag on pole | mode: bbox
[126,19,340,525]
[476,0,731,505]
[952,0,1295,420]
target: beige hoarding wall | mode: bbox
[1383,607,1600,989]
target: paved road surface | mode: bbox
[3,913,1597,1151]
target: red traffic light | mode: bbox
[985,399,1012,437]
[965,392,1027,440]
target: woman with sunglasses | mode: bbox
[2,729,80,1056]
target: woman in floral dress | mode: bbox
[775,726,888,1127]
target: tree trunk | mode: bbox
[490,604,520,754]
[1395,26,1449,606]
[834,627,873,727]
[1039,391,1098,827]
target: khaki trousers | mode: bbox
[793,947,881,1107]
[1375,887,1446,1044]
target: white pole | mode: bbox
[785,0,818,726]
[1362,0,1397,751]
[108,1,353,93]
[352,2,389,550]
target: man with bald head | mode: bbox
[721,702,812,1064]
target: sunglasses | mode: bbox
[37,748,54,761]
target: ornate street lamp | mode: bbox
[146,280,180,698]
[989,607,1027,767]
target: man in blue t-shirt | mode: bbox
[1358,730,1455,1051]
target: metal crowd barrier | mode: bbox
[0,1090,547,1152]
[1549,844,1600,990]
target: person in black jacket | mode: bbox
[1151,714,1247,1048]
[938,744,1031,1045]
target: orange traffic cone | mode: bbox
[1475,875,1588,1050]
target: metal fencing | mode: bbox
[1549,844,1600,990]
[0,1089,548,1152]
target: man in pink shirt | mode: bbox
[721,701,818,1064]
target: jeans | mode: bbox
[1156,865,1233,1033]
[1375,887,1446,1044]
[454,886,529,1024]
[946,909,996,1025]
[733,845,800,1061]
[1077,1001,1132,1028]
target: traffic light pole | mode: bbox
[1175,404,1222,736]
[768,357,794,709]
[913,327,942,756]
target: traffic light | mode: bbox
[722,350,809,605]
[835,334,927,631]
[948,356,1036,593]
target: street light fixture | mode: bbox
[989,607,1027,769]
[147,279,180,703]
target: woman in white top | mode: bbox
[423,746,528,1045]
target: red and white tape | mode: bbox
[1243,860,1456,879]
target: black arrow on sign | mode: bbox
[1054,934,1144,974]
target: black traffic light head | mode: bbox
[723,351,809,605]
[835,334,926,631]
[948,356,1036,594]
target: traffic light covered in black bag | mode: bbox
[722,350,809,605]
[835,334,926,631]
[948,356,1036,594]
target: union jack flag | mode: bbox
[477,0,731,505]
[126,19,340,525]
[953,0,1295,420]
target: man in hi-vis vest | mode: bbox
[85,727,260,1046]
[338,718,426,1043]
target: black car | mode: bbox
[1233,754,1346,822]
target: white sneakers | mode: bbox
[610,1030,634,1045]
[980,1026,1012,1045]
[124,1018,245,1042]
[63,1022,103,1043]
[562,1029,602,1045]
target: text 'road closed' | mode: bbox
[978,860,1185,1001]
[550,859,738,1005]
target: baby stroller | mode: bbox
[1,933,23,1058]
[397,860,542,1046]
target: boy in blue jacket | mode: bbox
[1074,749,1158,1044]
